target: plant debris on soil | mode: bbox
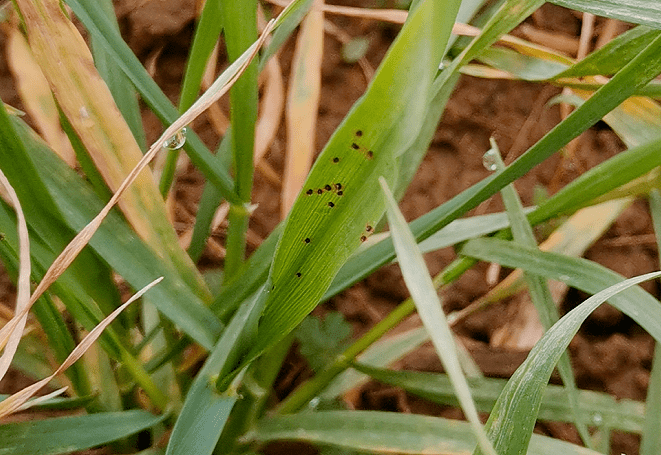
[1,1,659,454]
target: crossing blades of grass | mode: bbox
[381,177,496,455]
[474,271,661,455]
[488,141,591,447]
[460,238,661,343]
[353,364,646,434]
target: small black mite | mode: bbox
[337,191,343,196]
[306,189,313,195]
[351,143,360,150]
[355,130,363,137]
[367,151,374,159]
[304,238,311,244]
[328,202,335,208]
[324,184,332,191]
[335,183,342,190]
[317,189,324,195]
[296,272,302,278]
[333,157,340,163]
[360,235,367,242]
[366,225,373,232]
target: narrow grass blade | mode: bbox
[549,0,661,28]
[381,178,495,455]
[249,0,460,360]
[221,0,259,278]
[489,142,591,447]
[166,288,266,455]
[179,0,224,113]
[0,169,31,382]
[641,189,661,455]
[460,238,661,344]
[91,0,146,149]
[245,410,603,455]
[353,364,646,433]
[474,272,661,455]
[0,410,166,455]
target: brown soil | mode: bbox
[1,1,658,454]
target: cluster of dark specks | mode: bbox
[304,182,344,198]
[351,130,374,160]
[360,224,374,243]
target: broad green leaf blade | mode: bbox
[91,0,146,149]
[0,410,166,455]
[353,364,646,433]
[245,410,603,455]
[460,238,661,343]
[251,0,460,355]
[380,178,495,455]
[166,288,265,455]
[474,272,661,455]
[550,0,661,29]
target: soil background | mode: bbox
[0,1,659,454]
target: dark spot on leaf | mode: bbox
[324,184,332,191]
[333,157,340,163]
[304,238,311,244]
[335,183,342,190]
[328,202,335,208]
[337,191,343,196]
[366,225,373,232]
[360,235,367,242]
[355,130,363,137]
[317,189,324,195]
[296,272,302,278]
[306,189,313,195]
[367,151,374,159]
[351,143,360,150]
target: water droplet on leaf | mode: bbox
[164,127,187,150]
[482,148,499,171]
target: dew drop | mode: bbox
[482,148,499,171]
[308,397,321,409]
[592,413,603,425]
[163,127,188,150]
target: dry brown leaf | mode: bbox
[281,0,324,218]
[4,23,76,166]
[0,278,162,419]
